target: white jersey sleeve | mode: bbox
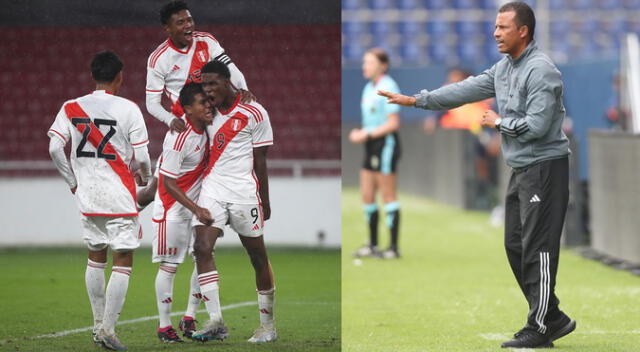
[158,132,184,179]
[145,44,178,126]
[127,104,150,149]
[251,104,273,147]
[199,32,248,90]
[47,104,72,143]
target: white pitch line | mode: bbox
[4,301,256,342]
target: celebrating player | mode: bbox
[350,48,402,259]
[145,0,250,132]
[190,60,276,343]
[151,83,214,343]
[47,50,152,351]
[140,0,254,337]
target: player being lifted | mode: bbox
[190,60,276,343]
[151,83,215,343]
[141,0,254,338]
[48,51,152,351]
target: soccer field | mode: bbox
[0,247,340,352]
[342,188,640,352]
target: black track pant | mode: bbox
[504,157,569,333]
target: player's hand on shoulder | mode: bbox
[377,90,416,107]
[349,128,368,144]
[261,202,271,221]
[195,206,213,226]
[170,118,187,133]
[134,170,149,187]
[238,89,256,103]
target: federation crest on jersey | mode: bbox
[197,50,208,63]
[232,118,241,131]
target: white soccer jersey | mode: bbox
[47,90,149,216]
[153,119,210,222]
[201,94,273,204]
[146,31,240,118]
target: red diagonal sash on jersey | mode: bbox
[171,41,211,117]
[156,134,210,222]
[64,102,137,206]
[204,112,249,177]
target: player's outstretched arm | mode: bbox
[163,176,213,225]
[253,146,271,220]
[377,90,416,107]
[48,137,77,193]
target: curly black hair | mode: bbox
[160,1,189,25]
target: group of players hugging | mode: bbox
[47,2,277,350]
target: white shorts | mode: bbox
[193,195,264,238]
[152,218,194,263]
[81,215,142,252]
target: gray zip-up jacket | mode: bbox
[414,41,570,169]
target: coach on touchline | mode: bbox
[378,2,575,349]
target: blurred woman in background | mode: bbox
[349,48,401,259]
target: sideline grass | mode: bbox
[342,188,640,352]
[0,247,340,352]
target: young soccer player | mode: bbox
[151,82,215,342]
[190,60,276,343]
[140,1,254,336]
[48,50,152,351]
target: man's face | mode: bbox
[494,11,526,56]
[165,9,195,48]
[185,92,213,124]
[201,72,230,107]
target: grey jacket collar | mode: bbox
[507,40,537,66]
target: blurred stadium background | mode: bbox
[0,1,341,350]
[342,0,640,267]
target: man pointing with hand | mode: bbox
[379,2,575,349]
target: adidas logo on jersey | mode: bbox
[171,64,180,72]
[252,224,259,231]
[529,194,541,203]
[195,145,200,151]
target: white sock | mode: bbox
[198,271,222,322]
[257,288,275,327]
[85,259,106,332]
[155,263,177,329]
[102,266,131,335]
[185,266,201,319]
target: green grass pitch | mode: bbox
[0,246,340,352]
[342,188,640,352]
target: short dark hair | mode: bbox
[90,50,123,83]
[499,1,535,41]
[179,82,204,108]
[201,60,230,79]
[160,1,189,25]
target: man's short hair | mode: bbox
[179,82,204,107]
[499,1,536,41]
[201,60,231,79]
[160,1,189,25]
[90,50,123,83]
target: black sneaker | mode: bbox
[157,327,184,343]
[500,329,553,348]
[545,313,576,342]
[179,317,197,339]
